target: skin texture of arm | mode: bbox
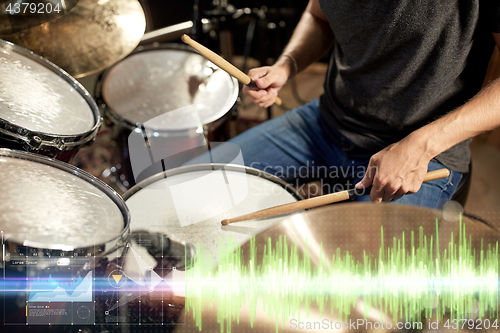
[242,0,334,108]
[356,33,500,203]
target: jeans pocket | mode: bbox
[432,170,453,191]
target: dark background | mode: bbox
[139,0,309,66]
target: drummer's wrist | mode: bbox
[407,127,441,161]
[275,54,298,81]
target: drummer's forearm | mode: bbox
[412,33,500,158]
[274,0,334,76]
[411,75,500,160]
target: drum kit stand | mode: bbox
[0,1,499,333]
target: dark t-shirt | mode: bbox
[318,0,500,173]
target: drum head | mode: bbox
[0,40,97,136]
[101,45,238,131]
[123,164,302,263]
[0,149,129,250]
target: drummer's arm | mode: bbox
[242,0,334,108]
[356,33,500,203]
[277,0,334,76]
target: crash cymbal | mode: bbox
[237,203,499,263]
[0,0,146,78]
[176,203,500,333]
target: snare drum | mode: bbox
[96,44,239,189]
[0,39,100,163]
[123,164,303,265]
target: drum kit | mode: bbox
[0,1,499,332]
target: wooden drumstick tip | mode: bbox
[221,219,231,225]
[181,34,191,43]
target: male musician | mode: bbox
[231,0,500,209]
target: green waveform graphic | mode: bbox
[185,218,499,332]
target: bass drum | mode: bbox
[96,43,239,190]
[0,39,100,163]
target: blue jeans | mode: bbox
[195,99,463,210]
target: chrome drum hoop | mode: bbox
[0,39,101,153]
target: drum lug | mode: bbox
[28,135,42,149]
[25,134,63,150]
[53,138,65,150]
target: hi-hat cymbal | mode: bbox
[0,0,146,78]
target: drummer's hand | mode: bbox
[242,65,289,108]
[355,135,432,203]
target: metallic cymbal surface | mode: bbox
[240,203,499,262]
[176,203,500,333]
[0,0,146,78]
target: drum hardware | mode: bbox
[181,34,283,106]
[139,21,194,45]
[0,123,100,151]
[191,0,205,42]
[0,39,101,163]
[221,168,451,225]
[0,0,146,78]
[199,2,300,69]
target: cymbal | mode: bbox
[176,203,500,332]
[238,203,499,262]
[0,0,146,78]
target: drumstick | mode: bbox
[181,34,283,106]
[221,168,450,225]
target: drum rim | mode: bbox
[0,39,101,152]
[122,163,304,202]
[96,43,239,132]
[0,148,130,251]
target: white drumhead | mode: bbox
[124,166,299,263]
[0,152,125,249]
[0,43,95,135]
[102,48,238,130]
